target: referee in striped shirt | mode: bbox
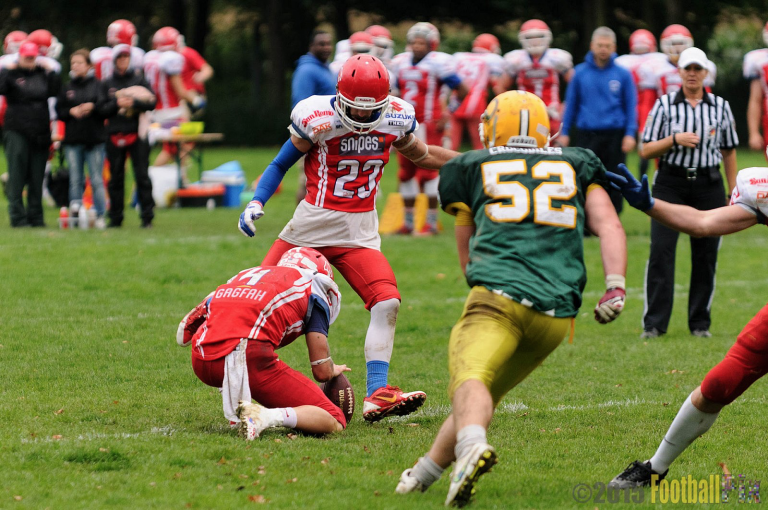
[639,47,737,339]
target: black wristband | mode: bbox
[672,133,677,146]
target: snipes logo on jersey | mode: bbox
[339,135,386,156]
[302,110,334,127]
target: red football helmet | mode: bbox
[335,55,390,134]
[107,19,138,47]
[366,25,393,53]
[152,26,181,51]
[349,31,374,54]
[278,247,334,280]
[407,22,440,52]
[660,24,693,58]
[629,29,656,54]
[519,19,552,57]
[27,29,63,60]
[473,33,501,55]
[3,31,27,55]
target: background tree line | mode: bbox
[1,0,765,145]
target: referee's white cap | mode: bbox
[678,47,708,69]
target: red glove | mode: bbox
[594,287,626,324]
[176,299,209,346]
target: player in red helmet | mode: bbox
[366,25,394,64]
[389,22,468,235]
[3,31,27,55]
[239,55,460,422]
[744,21,768,156]
[502,19,574,142]
[329,31,374,75]
[178,248,351,439]
[27,29,63,60]
[615,29,666,177]
[144,26,205,167]
[449,34,506,150]
[91,19,145,80]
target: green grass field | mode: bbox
[1,147,766,509]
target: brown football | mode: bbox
[321,373,355,425]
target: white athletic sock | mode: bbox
[649,393,720,473]
[426,208,437,228]
[364,299,398,364]
[275,407,297,428]
[411,455,444,488]
[455,425,488,461]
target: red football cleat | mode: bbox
[396,225,414,235]
[363,385,426,422]
[414,224,438,236]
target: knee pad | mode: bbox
[399,177,419,200]
[422,176,439,197]
[371,298,400,323]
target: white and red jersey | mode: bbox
[191,266,341,360]
[90,46,145,80]
[329,39,351,76]
[616,52,667,131]
[730,167,768,225]
[180,46,207,95]
[281,95,416,249]
[389,50,460,123]
[503,48,572,107]
[289,95,416,213]
[143,49,185,110]
[744,49,768,114]
[450,51,505,119]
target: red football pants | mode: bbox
[192,340,346,427]
[261,239,400,310]
[701,302,768,405]
[450,114,483,150]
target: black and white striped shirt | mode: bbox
[642,91,738,168]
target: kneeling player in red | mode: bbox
[177,247,350,438]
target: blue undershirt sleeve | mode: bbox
[443,73,462,89]
[305,298,331,336]
[252,139,307,205]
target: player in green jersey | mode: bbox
[395,91,628,507]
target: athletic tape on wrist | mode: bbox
[310,356,332,366]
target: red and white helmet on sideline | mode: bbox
[365,25,393,58]
[152,26,181,51]
[27,29,63,60]
[473,33,501,54]
[334,55,390,134]
[660,24,693,58]
[629,29,656,54]
[278,247,334,280]
[3,31,27,55]
[519,19,552,57]
[763,21,768,47]
[407,22,440,52]
[107,19,138,47]
[349,31,374,54]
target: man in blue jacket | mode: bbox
[291,30,335,108]
[291,30,335,202]
[560,26,637,214]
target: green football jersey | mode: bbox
[439,146,608,318]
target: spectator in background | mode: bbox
[560,26,637,215]
[101,44,157,228]
[179,36,213,119]
[0,41,60,227]
[56,49,108,228]
[291,29,335,203]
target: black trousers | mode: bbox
[573,128,626,214]
[643,171,726,333]
[106,137,154,225]
[4,130,48,227]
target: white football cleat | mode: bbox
[235,401,273,440]
[395,468,427,494]
[445,443,497,507]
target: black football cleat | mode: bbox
[608,460,668,489]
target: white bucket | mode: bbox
[148,165,180,208]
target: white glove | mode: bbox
[238,200,264,237]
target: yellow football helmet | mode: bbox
[479,91,550,149]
